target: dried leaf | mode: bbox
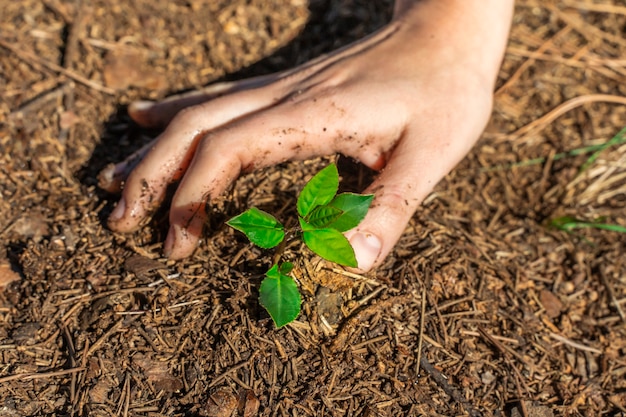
[540,289,563,319]
[11,213,49,242]
[133,354,183,392]
[316,286,343,326]
[103,46,167,90]
[238,389,260,417]
[206,388,237,417]
[124,255,167,275]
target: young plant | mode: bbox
[548,216,626,234]
[227,163,373,327]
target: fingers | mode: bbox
[98,140,155,193]
[101,83,267,193]
[161,92,404,259]
[160,105,337,259]
[102,75,287,193]
[107,86,283,234]
[163,145,241,259]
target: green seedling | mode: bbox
[546,126,626,239]
[548,216,626,234]
[481,126,626,173]
[227,163,373,327]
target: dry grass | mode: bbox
[1,0,625,416]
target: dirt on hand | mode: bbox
[1,0,626,416]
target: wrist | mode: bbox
[392,0,514,85]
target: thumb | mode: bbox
[345,136,465,272]
[345,177,422,272]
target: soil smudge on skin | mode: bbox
[1,1,626,416]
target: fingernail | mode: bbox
[109,198,126,221]
[349,232,382,271]
[129,100,154,112]
[163,225,177,257]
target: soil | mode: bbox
[1,0,626,416]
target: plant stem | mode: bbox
[272,235,287,265]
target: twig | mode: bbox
[0,367,86,384]
[419,356,482,417]
[116,372,130,417]
[477,327,533,372]
[599,267,625,323]
[61,323,77,406]
[330,295,410,353]
[481,130,626,173]
[496,25,572,96]
[510,376,529,417]
[329,267,382,286]
[209,354,258,388]
[459,330,520,345]
[74,338,90,411]
[354,285,386,307]
[607,396,626,413]
[503,47,626,82]
[549,4,626,48]
[62,0,86,69]
[562,0,626,16]
[477,327,532,416]
[58,0,87,152]
[509,94,626,141]
[415,279,427,377]
[548,332,603,354]
[0,38,115,95]
[86,318,125,357]
[8,83,72,121]
[426,291,448,346]
[115,299,203,315]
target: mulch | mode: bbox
[1,0,625,415]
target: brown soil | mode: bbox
[1,0,626,416]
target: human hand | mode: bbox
[101,0,513,272]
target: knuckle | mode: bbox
[380,182,413,203]
[171,104,204,128]
[373,183,417,219]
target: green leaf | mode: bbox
[226,207,285,248]
[260,264,301,328]
[548,216,626,233]
[299,218,357,267]
[327,193,374,232]
[306,205,343,229]
[479,126,626,173]
[547,216,578,231]
[297,164,339,217]
[279,262,294,275]
[579,126,626,174]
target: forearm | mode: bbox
[392,0,514,84]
